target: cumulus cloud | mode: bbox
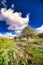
[0,3,29,38]
[0,0,7,21]
[1,6,29,34]
[0,32,16,39]
[36,25,43,34]
[0,13,4,21]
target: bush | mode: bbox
[14,36,17,41]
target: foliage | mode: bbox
[21,26,35,42]
[21,26,35,36]
[14,36,17,41]
[18,37,22,40]
[38,33,43,38]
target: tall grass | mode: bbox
[0,38,43,65]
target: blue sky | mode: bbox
[6,0,43,28]
[0,0,43,38]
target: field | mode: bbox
[0,37,43,65]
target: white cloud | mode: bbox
[0,14,4,21]
[0,32,16,39]
[36,25,43,34]
[1,7,29,34]
[0,0,7,21]
[0,33,4,37]
[11,4,14,9]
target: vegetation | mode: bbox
[0,37,43,65]
[14,36,17,41]
[38,33,43,38]
[0,25,43,65]
[0,0,43,65]
[21,26,35,42]
[0,38,15,65]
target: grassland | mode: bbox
[0,37,43,65]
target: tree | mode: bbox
[14,36,17,41]
[38,33,43,38]
[21,26,35,42]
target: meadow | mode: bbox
[0,37,43,65]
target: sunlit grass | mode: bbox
[0,37,43,65]
[0,38,15,49]
[29,38,43,42]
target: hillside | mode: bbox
[0,37,43,65]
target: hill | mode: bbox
[0,37,43,65]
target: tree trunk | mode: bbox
[27,35,28,43]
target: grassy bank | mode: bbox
[0,38,43,65]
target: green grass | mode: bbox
[0,37,43,65]
[30,38,43,42]
[20,42,43,65]
[0,38,15,49]
[0,38,16,65]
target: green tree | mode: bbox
[21,26,35,42]
[38,33,43,38]
[14,36,17,41]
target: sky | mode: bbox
[0,0,43,38]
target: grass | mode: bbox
[0,38,15,49]
[0,37,43,65]
[20,42,43,65]
[29,38,43,42]
[0,38,16,65]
